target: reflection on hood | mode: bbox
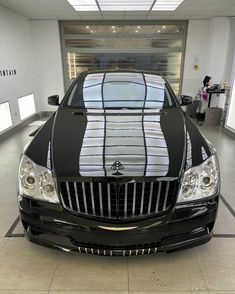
[79,109,169,177]
[78,72,170,176]
[68,71,172,109]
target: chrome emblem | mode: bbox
[111,161,124,175]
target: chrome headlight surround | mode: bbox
[18,154,59,203]
[177,155,219,203]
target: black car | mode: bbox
[18,70,220,256]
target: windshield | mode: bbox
[65,72,176,109]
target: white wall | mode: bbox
[182,18,234,95]
[183,17,235,134]
[207,17,230,85]
[227,68,235,131]
[182,20,210,96]
[225,19,235,132]
[0,6,38,130]
[30,20,65,111]
[225,19,235,87]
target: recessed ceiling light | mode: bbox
[157,30,161,33]
[137,26,141,29]
[162,25,166,29]
[112,26,116,28]
[90,30,94,33]
[113,30,116,33]
[86,26,90,29]
[135,30,139,33]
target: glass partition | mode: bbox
[60,21,187,97]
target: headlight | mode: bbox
[18,154,59,203]
[177,155,219,203]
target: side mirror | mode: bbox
[48,95,60,106]
[181,95,193,106]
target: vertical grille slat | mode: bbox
[107,183,111,218]
[132,183,137,217]
[124,184,128,218]
[90,183,95,215]
[99,183,103,217]
[60,180,178,220]
[163,182,170,210]
[155,181,162,213]
[140,182,145,215]
[82,182,88,214]
[66,182,73,210]
[73,182,80,213]
[147,182,154,214]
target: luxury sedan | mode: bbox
[18,70,220,256]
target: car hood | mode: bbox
[50,107,187,178]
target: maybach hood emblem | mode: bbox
[111,161,124,175]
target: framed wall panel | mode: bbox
[0,101,13,133]
[18,94,36,120]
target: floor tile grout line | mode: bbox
[192,248,210,293]
[220,194,235,218]
[0,290,49,292]
[213,233,235,238]
[0,290,129,292]
[48,251,62,291]
[127,257,130,293]
[4,215,20,237]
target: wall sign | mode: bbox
[0,69,17,77]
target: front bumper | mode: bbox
[19,195,218,256]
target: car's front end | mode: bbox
[18,153,219,256]
[18,70,220,256]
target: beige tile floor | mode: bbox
[0,120,234,294]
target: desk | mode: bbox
[207,89,225,108]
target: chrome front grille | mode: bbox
[59,180,178,220]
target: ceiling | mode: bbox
[0,0,235,20]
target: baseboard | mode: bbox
[0,111,53,142]
[223,126,235,140]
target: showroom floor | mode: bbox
[0,117,235,294]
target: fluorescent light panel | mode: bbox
[67,0,97,5]
[67,0,99,11]
[100,5,151,11]
[67,0,185,11]
[73,5,99,11]
[152,0,184,11]
[98,0,153,11]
